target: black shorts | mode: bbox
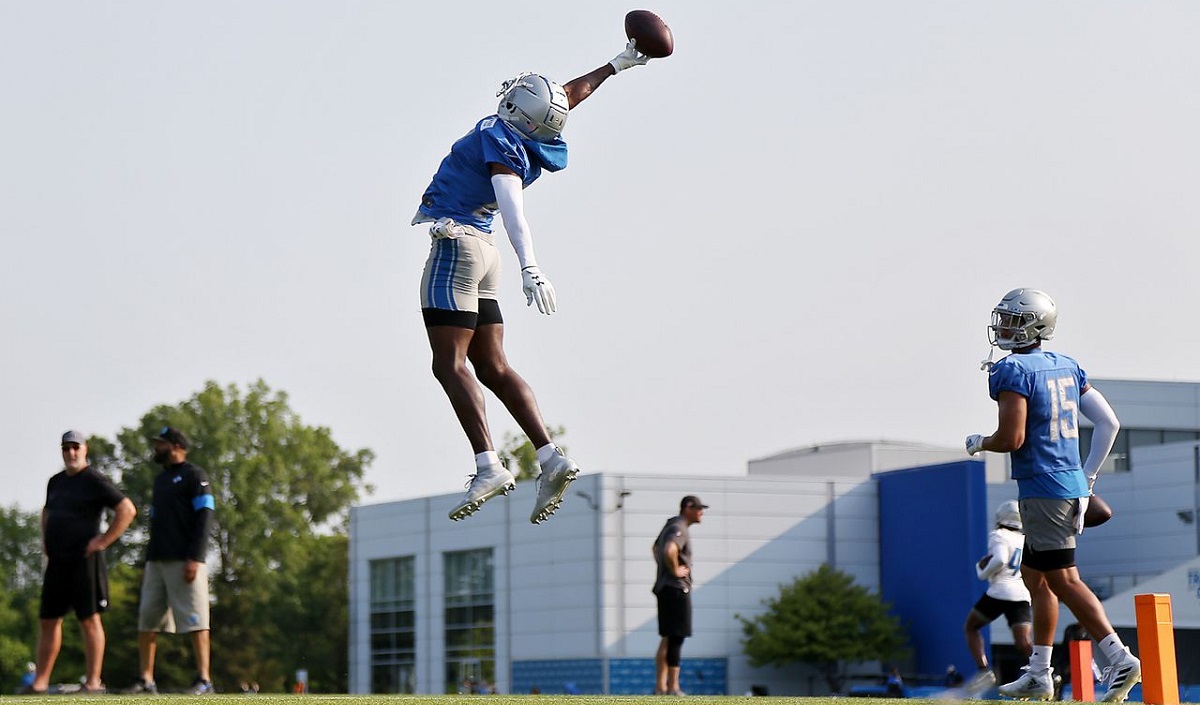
[1022,544,1076,572]
[656,586,692,638]
[39,554,109,620]
[971,593,1032,627]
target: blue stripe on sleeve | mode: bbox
[193,495,215,511]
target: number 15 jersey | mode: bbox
[988,349,1090,500]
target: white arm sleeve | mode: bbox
[1079,387,1120,484]
[490,173,537,270]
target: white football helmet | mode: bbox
[995,500,1022,530]
[989,288,1057,351]
[496,73,569,143]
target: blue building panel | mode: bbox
[607,658,654,694]
[877,460,988,677]
[511,659,602,695]
[513,658,727,695]
[608,657,727,695]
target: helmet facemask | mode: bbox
[988,288,1057,351]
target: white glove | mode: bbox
[964,434,986,455]
[609,40,650,73]
[521,266,557,314]
[1075,496,1090,535]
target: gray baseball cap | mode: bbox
[61,430,86,446]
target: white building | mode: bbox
[347,379,1200,694]
[349,468,886,696]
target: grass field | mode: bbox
[0,697,1193,705]
[0,697,971,705]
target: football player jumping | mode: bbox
[413,42,652,524]
[965,289,1138,702]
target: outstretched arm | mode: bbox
[563,65,614,108]
[563,41,649,108]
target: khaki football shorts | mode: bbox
[138,560,210,633]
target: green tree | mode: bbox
[101,379,373,692]
[0,595,32,693]
[498,425,565,482]
[737,564,908,694]
[0,505,40,691]
[0,505,41,593]
[265,533,350,692]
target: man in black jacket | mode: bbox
[129,427,215,695]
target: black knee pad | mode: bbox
[1023,546,1075,572]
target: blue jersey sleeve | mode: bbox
[478,118,532,181]
[988,358,1031,401]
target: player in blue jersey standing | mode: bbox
[414,42,653,524]
[965,289,1138,702]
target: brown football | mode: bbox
[624,10,674,58]
[1084,494,1113,527]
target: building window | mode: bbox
[370,557,416,693]
[1163,430,1200,445]
[444,548,495,694]
[1079,427,1200,474]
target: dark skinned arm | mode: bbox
[563,64,617,109]
[980,390,1028,452]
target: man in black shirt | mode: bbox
[652,495,706,696]
[130,427,215,695]
[27,430,136,694]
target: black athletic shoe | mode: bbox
[187,678,215,695]
[124,678,158,694]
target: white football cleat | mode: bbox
[1098,649,1141,703]
[530,449,579,524]
[998,666,1054,701]
[448,464,516,521]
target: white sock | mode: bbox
[1098,633,1128,662]
[535,443,558,465]
[475,451,500,469]
[1030,645,1053,673]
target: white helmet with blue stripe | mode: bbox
[497,73,569,143]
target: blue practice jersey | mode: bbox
[988,349,1090,500]
[416,116,568,232]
